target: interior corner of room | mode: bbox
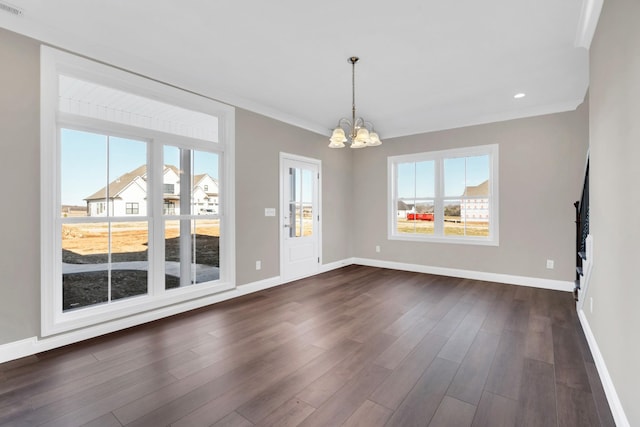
[0,0,636,425]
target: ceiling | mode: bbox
[0,0,599,139]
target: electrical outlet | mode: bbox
[256,260,261,270]
[375,245,380,253]
[546,259,554,269]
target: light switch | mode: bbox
[265,208,276,217]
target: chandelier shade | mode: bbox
[329,56,382,149]
[328,128,347,148]
[368,132,382,146]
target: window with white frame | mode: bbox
[41,46,235,335]
[125,202,140,215]
[389,144,498,245]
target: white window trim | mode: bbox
[388,144,499,246]
[41,46,235,336]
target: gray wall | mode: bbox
[235,109,352,285]
[352,105,589,281]
[0,28,41,344]
[0,22,594,373]
[587,0,640,424]
[0,28,354,345]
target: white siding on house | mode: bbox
[85,166,219,216]
[461,199,489,222]
[115,179,147,216]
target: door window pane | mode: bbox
[301,203,313,236]
[287,167,314,238]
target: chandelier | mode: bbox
[328,56,382,148]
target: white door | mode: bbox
[280,153,321,281]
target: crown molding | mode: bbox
[575,0,604,49]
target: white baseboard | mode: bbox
[0,260,351,365]
[320,258,355,273]
[578,309,630,427]
[0,337,40,364]
[577,234,594,311]
[352,257,574,292]
[2,282,287,364]
[0,258,572,365]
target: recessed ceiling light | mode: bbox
[514,93,526,99]
[0,1,23,16]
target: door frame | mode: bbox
[279,152,322,281]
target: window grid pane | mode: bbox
[60,129,149,311]
[391,146,495,242]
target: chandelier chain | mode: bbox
[328,55,382,149]
[352,58,356,137]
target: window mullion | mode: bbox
[150,141,163,295]
[106,136,112,303]
[434,158,444,236]
[180,148,192,286]
[392,161,399,235]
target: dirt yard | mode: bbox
[62,220,220,257]
[62,220,219,310]
[396,218,489,236]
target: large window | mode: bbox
[389,144,499,245]
[41,47,235,335]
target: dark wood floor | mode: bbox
[0,266,615,427]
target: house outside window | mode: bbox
[41,46,235,336]
[388,144,499,245]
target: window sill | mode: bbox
[44,280,235,337]
[388,234,499,246]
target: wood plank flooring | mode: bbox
[0,266,616,426]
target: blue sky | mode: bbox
[397,155,489,199]
[61,128,218,205]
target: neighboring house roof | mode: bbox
[397,201,413,210]
[194,173,206,184]
[462,180,489,197]
[84,165,218,201]
[194,173,219,196]
[164,164,181,177]
[194,173,218,186]
[84,165,147,201]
